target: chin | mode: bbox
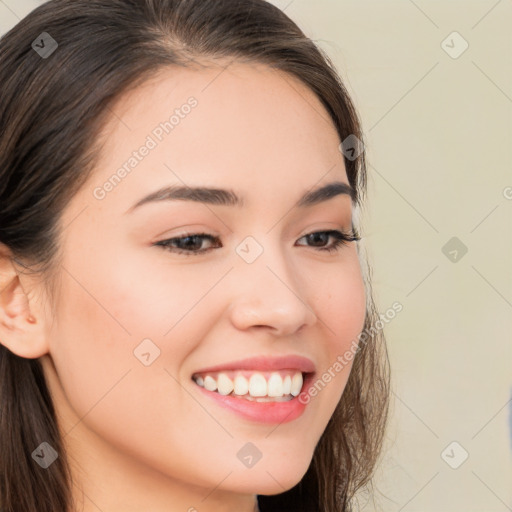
[228,457,312,495]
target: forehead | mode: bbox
[76,61,349,217]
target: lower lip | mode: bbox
[193,375,314,424]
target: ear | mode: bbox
[0,244,50,359]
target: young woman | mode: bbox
[0,1,390,510]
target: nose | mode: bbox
[228,240,317,337]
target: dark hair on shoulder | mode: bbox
[0,1,390,510]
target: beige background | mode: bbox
[2,1,511,511]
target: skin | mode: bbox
[0,61,366,511]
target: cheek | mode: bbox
[48,271,135,414]
[97,246,229,338]
[47,264,220,484]
[48,243,226,426]
[304,253,366,413]
[316,253,367,353]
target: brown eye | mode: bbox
[155,233,221,256]
[154,229,359,257]
[296,230,360,253]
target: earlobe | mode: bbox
[0,247,49,359]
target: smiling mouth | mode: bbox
[192,369,308,402]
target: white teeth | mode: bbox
[194,370,305,400]
[217,373,234,395]
[203,375,217,392]
[233,375,249,395]
[283,375,291,395]
[290,373,303,397]
[249,373,267,397]
[267,372,284,397]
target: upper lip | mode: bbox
[192,355,316,375]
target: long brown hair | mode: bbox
[0,1,390,510]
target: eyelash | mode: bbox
[154,229,360,256]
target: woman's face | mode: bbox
[39,62,366,509]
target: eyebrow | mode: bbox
[125,180,356,214]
